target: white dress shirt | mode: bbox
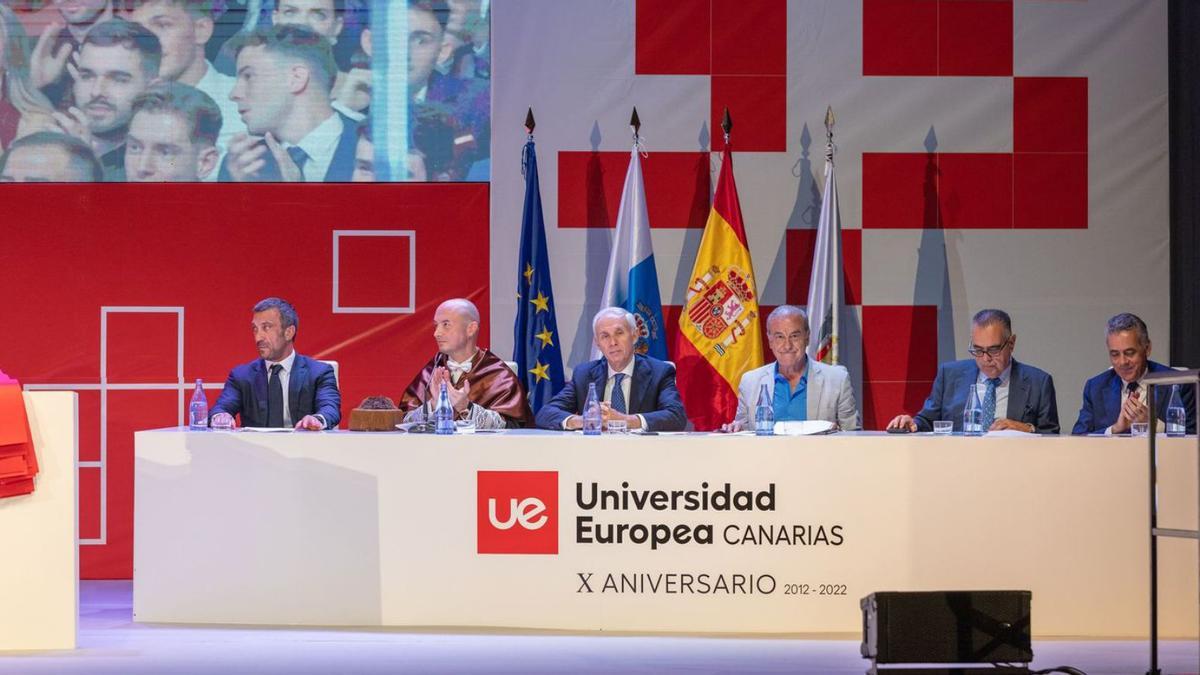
[289,112,344,182]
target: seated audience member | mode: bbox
[210,297,341,430]
[721,305,858,432]
[887,308,1060,434]
[0,130,102,181]
[350,121,372,181]
[126,81,221,181]
[1073,312,1196,435]
[350,122,426,182]
[399,298,532,429]
[29,0,114,108]
[220,24,356,182]
[126,0,246,154]
[536,307,687,432]
[1,5,57,151]
[54,18,161,180]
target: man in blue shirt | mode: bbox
[722,305,859,431]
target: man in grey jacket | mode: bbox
[721,305,859,432]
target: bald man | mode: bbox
[399,299,533,429]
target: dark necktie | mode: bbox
[1127,381,1140,399]
[982,377,1001,428]
[287,146,309,180]
[268,364,285,427]
[610,373,627,414]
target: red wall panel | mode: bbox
[0,182,490,578]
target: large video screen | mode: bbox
[0,0,490,182]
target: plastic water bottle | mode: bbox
[188,379,208,430]
[582,382,602,436]
[435,381,455,435]
[962,384,984,436]
[754,382,774,436]
[1165,384,1187,437]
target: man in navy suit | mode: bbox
[219,25,357,182]
[887,309,1060,434]
[535,307,687,432]
[1073,313,1195,435]
[210,297,341,429]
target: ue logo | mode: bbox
[477,471,559,555]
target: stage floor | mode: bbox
[0,582,1194,674]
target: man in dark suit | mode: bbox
[887,309,1060,434]
[210,297,341,429]
[536,307,687,432]
[219,24,356,182]
[1073,313,1195,435]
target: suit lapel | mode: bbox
[252,360,269,423]
[324,113,358,181]
[806,361,824,420]
[631,356,652,413]
[1005,361,1029,420]
[289,355,306,421]
[1102,371,1123,425]
[585,359,607,404]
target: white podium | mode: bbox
[0,391,78,651]
[134,429,1198,637]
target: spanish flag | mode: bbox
[672,146,763,430]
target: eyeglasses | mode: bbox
[966,338,1011,358]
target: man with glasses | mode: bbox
[721,305,858,432]
[886,308,1059,434]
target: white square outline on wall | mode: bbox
[332,230,417,314]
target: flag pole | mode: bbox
[824,105,840,365]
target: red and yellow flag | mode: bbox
[672,147,763,430]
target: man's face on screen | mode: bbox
[252,308,295,362]
[407,7,442,92]
[126,110,213,181]
[351,135,374,182]
[53,0,109,26]
[274,0,343,43]
[129,1,211,82]
[232,45,289,135]
[74,43,153,137]
[0,145,88,182]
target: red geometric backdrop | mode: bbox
[0,183,489,578]
[557,0,1088,428]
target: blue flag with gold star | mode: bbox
[513,138,565,413]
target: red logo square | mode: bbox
[477,471,558,555]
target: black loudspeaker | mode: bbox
[861,590,1033,665]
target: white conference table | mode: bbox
[134,429,1198,638]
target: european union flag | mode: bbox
[513,135,565,413]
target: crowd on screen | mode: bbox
[0,0,490,182]
[212,297,1197,437]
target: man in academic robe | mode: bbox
[399,298,533,429]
